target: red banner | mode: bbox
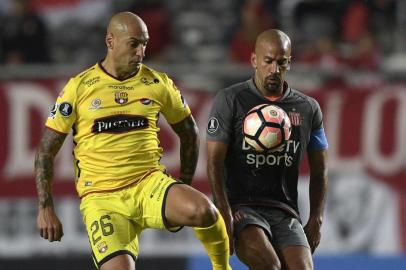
[0,80,405,196]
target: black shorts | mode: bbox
[232,205,310,251]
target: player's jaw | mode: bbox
[127,55,142,70]
[129,58,141,67]
[264,75,282,94]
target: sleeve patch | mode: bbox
[59,102,73,117]
[181,95,188,108]
[207,117,219,133]
[49,103,59,119]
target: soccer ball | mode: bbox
[243,104,291,152]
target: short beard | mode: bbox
[264,81,281,95]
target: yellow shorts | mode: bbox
[79,170,183,268]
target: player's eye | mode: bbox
[129,41,147,48]
[129,42,140,48]
[278,59,288,66]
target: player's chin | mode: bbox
[265,83,280,93]
[129,61,141,68]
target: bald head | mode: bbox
[251,29,292,98]
[255,29,291,56]
[107,12,148,37]
[103,12,149,80]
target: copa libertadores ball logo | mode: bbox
[59,102,73,117]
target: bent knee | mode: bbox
[191,197,217,227]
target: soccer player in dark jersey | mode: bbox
[35,12,231,270]
[206,29,328,270]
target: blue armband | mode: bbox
[308,128,328,150]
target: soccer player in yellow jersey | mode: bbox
[35,12,231,270]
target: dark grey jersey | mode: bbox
[206,79,324,218]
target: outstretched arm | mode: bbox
[35,128,67,242]
[207,140,234,254]
[304,149,328,253]
[170,115,199,185]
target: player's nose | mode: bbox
[133,44,144,57]
[269,61,280,74]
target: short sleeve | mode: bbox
[206,90,233,143]
[161,76,191,124]
[308,98,328,150]
[311,98,323,131]
[45,78,77,134]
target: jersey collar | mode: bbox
[97,60,143,82]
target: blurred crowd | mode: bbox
[0,0,403,71]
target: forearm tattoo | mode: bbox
[171,116,199,185]
[35,129,66,208]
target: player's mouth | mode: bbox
[266,77,280,84]
[130,57,142,64]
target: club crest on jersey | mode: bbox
[97,241,108,253]
[90,98,102,110]
[289,111,301,126]
[115,92,128,105]
[140,98,152,105]
[59,102,73,117]
[207,117,219,133]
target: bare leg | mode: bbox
[236,226,281,270]
[279,246,313,270]
[165,184,231,270]
[165,184,217,227]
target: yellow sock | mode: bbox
[193,213,232,270]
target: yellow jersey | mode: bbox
[45,63,191,197]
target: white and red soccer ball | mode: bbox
[243,104,292,152]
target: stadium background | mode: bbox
[0,0,405,269]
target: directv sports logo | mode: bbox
[242,139,300,168]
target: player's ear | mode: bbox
[251,52,257,69]
[106,33,114,50]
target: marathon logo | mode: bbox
[108,85,134,90]
[92,115,148,133]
